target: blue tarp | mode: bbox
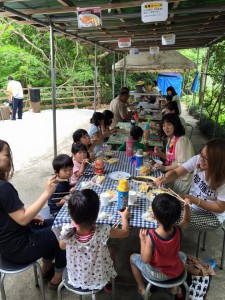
[191,72,199,93]
[157,72,183,96]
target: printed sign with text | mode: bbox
[77,7,102,28]
[141,1,168,23]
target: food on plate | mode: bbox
[143,152,149,158]
[96,175,105,184]
[142,211,156,222]
[80,15,100,26]
[139,165,152,176]
[105,152,114,158]
[98,212,113,220]
[149,158,156,165]
[132,176,155,184]
[139,183,150,193]
[106,190,117,199]
[107,158,119,164]
[147,189,164,201]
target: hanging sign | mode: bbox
[118,38,131,48]
[130,48,139,55]
[141,1,168,23]
[149,46,160,54]
[161,34,175,45]
[77,7,102,28]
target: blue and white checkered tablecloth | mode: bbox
[52,152,162,234]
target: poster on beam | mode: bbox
[161,34,175,45]
[77,7,102,28]
[141,1,168,23]
[118,38,131,48]
[149,46,159,54]
[130,48,139,54]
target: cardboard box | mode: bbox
[0,105,10,120]
[30,101,41,113]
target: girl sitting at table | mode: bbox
[59,189,130,291]
[118,126,146,152]
[70,143,89,186]
[130,194,190,297]
[154,113,194,194]
[72,129,96,160]
[89,112,110,152]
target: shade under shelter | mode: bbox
[113,51,197,73]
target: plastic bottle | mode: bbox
[117,179,129,210]
[136,149,144,169]
[144,123,150,142]
[134,112,139,124]
[126,136,134,157]
[130,117,136,128]
[147,115,152,124]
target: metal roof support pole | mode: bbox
[93,43,97,112]
[199,48,210,126]
[50,24,57,158]
[123,54,126,86]
[192,48,200,107]
[112,51,115,99]
[212,68,225,138]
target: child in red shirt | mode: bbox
[130,193,190,297]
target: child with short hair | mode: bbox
[70,143,89,186]
[130,194,190,297]
[59,189,130,290]
[48,154,73,218]
[118,126,146,151]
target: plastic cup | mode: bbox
[128,190,137,205]
[100,192,110,206]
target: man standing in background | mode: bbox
[7,76,24,120]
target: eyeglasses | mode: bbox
[199,150,208,162]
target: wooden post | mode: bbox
[27,84,32,109]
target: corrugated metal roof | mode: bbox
[0,0,225,51]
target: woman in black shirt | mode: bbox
[0,139,66,290]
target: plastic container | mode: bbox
[130,117,136,128]
[136,149,143,169]
[126,136,134,156]
[147,116,152,124]
[144,123,150,142]
[117,179,129,210]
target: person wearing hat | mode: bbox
[135,80,146,102]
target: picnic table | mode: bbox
[52,151,162,238]
[107,122,163,150]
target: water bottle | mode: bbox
[117,179,129,210]
[136,149,143,169]
[144,123,150,142]
[126,136,134,157]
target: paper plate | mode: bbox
[147,189,164,200]
[154,159,163,165]
[132,176,156,184]
[108,171,131,181]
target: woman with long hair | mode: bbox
[0,140,66,289]
[166,86,181,115]
[155,138,225,230]
[154,113,194,193]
